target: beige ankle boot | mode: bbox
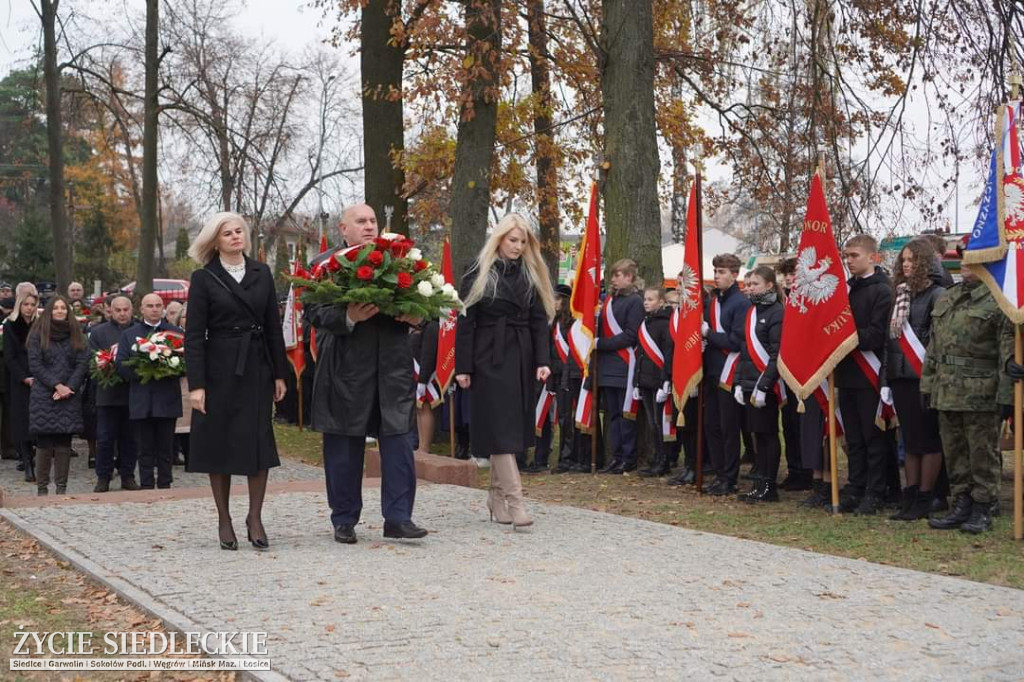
[486,458,512,524]
[493,454,532,529]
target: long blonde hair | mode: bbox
[7,290,38,323]
[188,212,252,264]
[463,213,555,320]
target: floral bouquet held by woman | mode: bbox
[292,233,462,321]
[123,331,186,384]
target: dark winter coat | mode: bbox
[27,331,89,436]
[703,283,751,378]
[4,317,34,442]
[308,282,416,438]
[885,273,945,383]
[836,267,893,389]
[88,320,132,407]
[733,299,784,394]
[185,258,288,475]
[634,306,673,390]
[455,258,550,457]
[552,318,582,384]
[595,290,644,388]
[116,320,185,420]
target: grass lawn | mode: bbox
[274,423,1024,589]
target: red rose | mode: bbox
[414,260,428,272]
[374,238,391,250]
[356,265,374,281]
[327,256,342,272]
[368,251,384,267]
[389,240,412,258]
[344,248,359,262]
[311,263,326,279]
[396,272,413,289]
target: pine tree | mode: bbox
[175,227,190,260]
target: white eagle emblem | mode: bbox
[789,246,840,314]
[677,264,700,312]
[440,311,457,333]
[1005,177,1024,228]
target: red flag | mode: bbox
[433,237,457,404]
[319,234,329,254]
[777,173,858,404]
[282,283,305,379]
[671,176,704,423]
[569,182,601,431]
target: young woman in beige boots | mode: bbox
[27,296,89,495]
[455,214,555,529]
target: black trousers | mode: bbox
[639,388,670,464]
[601,386,637,467]
[96,405,138,481]
[705,375,742,485]
[134,418,176,488]
[838,388,888,497]
[781,396,808,477]
[323,432,416,527]
[800,395,826,471]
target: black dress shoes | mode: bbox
[599,461,623,474]
[334,524,358,544]
[383,521,428,539]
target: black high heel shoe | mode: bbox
[246,519,269,550]
[219,521,238,551]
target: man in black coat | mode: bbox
[308,203,427,544]
[90,294,140,492]
[700,254,751,494]
[115,293,183,489]
[835,235,893,515]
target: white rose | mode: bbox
[408,248,423,261]
[149,351,158,361]
[443,287,459,301]
[416,281,434,297]
[162,348,172,357]
[169,356,181,368]
[380,232,401,241]
[430,273,445,288]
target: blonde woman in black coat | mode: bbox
[455,214,555,529]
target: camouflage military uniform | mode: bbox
[920,280,1013,506]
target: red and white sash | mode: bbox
[812,380,845,437]
[412,358,440,407]
[850,350,897,429]
[744,307,787,405]
[711,298,740,390]
[639,319,676,441]
[553,322,570,365]
[661,400,677,442]
[602,297,639,419]
[569,319,595,432]
[535,387,556,436]
[896,322,926,378]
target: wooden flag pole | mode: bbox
[828,373,840,514]
[591,359,599,474]
[449,388,457,458]
[297,373,304,432]
[694,167,706,494]
[1015,325,1022,540]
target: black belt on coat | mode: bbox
[477,317,529,367]
[207,324,264,376]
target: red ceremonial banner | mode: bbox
[569,182,601,431]
[671,177,704,421]
[777,173,858,402]
[433,238,457,403]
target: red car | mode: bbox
[121,279,190,304]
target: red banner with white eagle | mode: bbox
[570,182,601,433]
[671,176,704,424]
[777,173,858,403]
[432,238,457,405]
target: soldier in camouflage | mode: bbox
[921,265,1013,534]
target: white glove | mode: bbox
[752,389,767,408]
[656,388,669,403]
[701,340,707,352]
[689,387,698,399]
[701,321,710,338]
[880,386,893,405]
[733,385,745,405]
[632,387,641,401]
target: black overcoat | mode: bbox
[4,318,33,442]
[307,303,416,438]
[634,306,674,390]
[185,258,288,475]
[27,332,89,436]
[116,320,185,420]
[455,259,550,457]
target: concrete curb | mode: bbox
[0,507,291,682]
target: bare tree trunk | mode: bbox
[449,0,502,279]
[600,0,661,285]
[527,0,560,281]
[40,0,71,291]
[361,0,408,235]
[669,77,688,245]
[137,0,159,297]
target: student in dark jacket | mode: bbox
[456,214,554,528]
[595,259,644,474]
[732,266,785,503]
[884,239,945,520]
[88,294,140,492]
[4,291,38,482]
[552,285,591,473]
[27,296,89,495]
[116,293,184,490]
[529,290,568,473]
[835,234,894,515]
[775,258,812,491]
[633,286,674,477]
[700,253,751,494]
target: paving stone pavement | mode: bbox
[0,442,325,498]
[3,485,1024,681]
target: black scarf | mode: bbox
[749,291,778,306]
[492,258,532,307]
[50,318,71,343]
